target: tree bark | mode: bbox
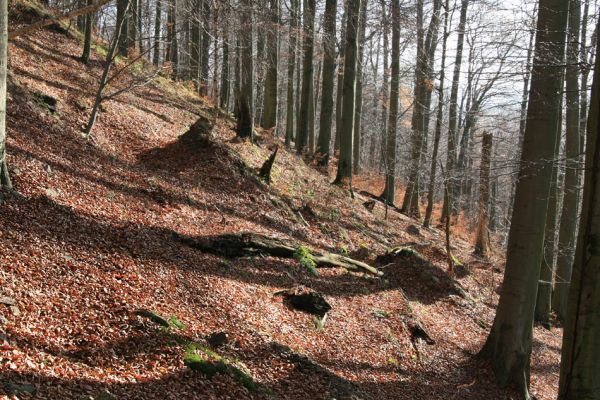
[236,0,254,141]
[558,18,600,398]
[441,0,468,221]
[479,0,569,397]
[0,0,10,190]
[334,0,361,185]
[80,0,94,64]
[262,0,279,130]
[152,0,161,66]
[535,128,561,325]
[553,0,582,322]
[401,0,441,218]
[296,0,316,154]
[316,0,337,165]
[352,0,367,174]
[424,0,449,227]
[333,1,347,153]
[380,0,400,206]
[284,0,298,148]
[474,132,492,256]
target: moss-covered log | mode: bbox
[175,232,383,276]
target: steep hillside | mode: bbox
[1,6,561,399]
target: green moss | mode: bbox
[294,246,319,276]
[184,344,256,391]
[167,316,186,330]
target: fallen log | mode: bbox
[175,232,383,276]
[358,190,404,214]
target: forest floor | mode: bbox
[1,3,562,399]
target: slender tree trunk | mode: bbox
[285,0,298,148]
[479,0,569,397]
[190,0,200,88]
[333,0,347,153]
[0,0,10,190]
[424,0,449,227]
[352,0,367,174]
[236,0,254,141]
[152,0,161,66]
[401,0,441,218]
[378,0,389,175]
[117,0,130,56]
[165,0,178,78]
[296,0,316,154]
[474,132,492,256]
[333,0,361,185]
[316,0,337,165]
[219,33,230,109]
[441,0,468,221]
[81,0,94,63]
[381,0,400,206]
[558,19,600,398]
[535,128,561,325]
[85,0,130,136]
[200,0,210,95]
[553,0,582,322]
[262,0,279,130]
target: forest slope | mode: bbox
[0,6,561,399]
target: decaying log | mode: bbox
[258,145,278,184]
[175,232,383,276]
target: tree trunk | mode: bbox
[152,0,161,66]
[296,0,316,154]
[316,0,337,165]
[381,0,399,206]
[165,0,178,78]
[558,18,600,398]
[81,0,93,63]
[424,0,449,227]
[236,0,254,140]
[352,0,367,174]
[0,0,10,190]
[333,0,361,185]
[535,124,561,325]
[285,0,298,148]
[401,0,441,218]
[479,0,569,397]
[117,0,130,56]
[441,0,468,221]
[219,34,230,109]
[190,0,200,88]
[200,0,210,95]
[262,0,279,130]
[474,132,492,256]
[333,1,347,153]
[553,0,582,322]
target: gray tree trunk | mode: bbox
[474,132,492,256]
[333,0,361,185]
[381,0,400,206]
[152,0,161,66]
[441,0,468,221]
[553,0,582,322]
[316,0,337,165]
[296,0,316,154]
[352,0,367,174]
[558,18,600,398]
[424,0,450,227]
[479,0,569,397]
[262,0,279,130]
[285,0,299,148]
